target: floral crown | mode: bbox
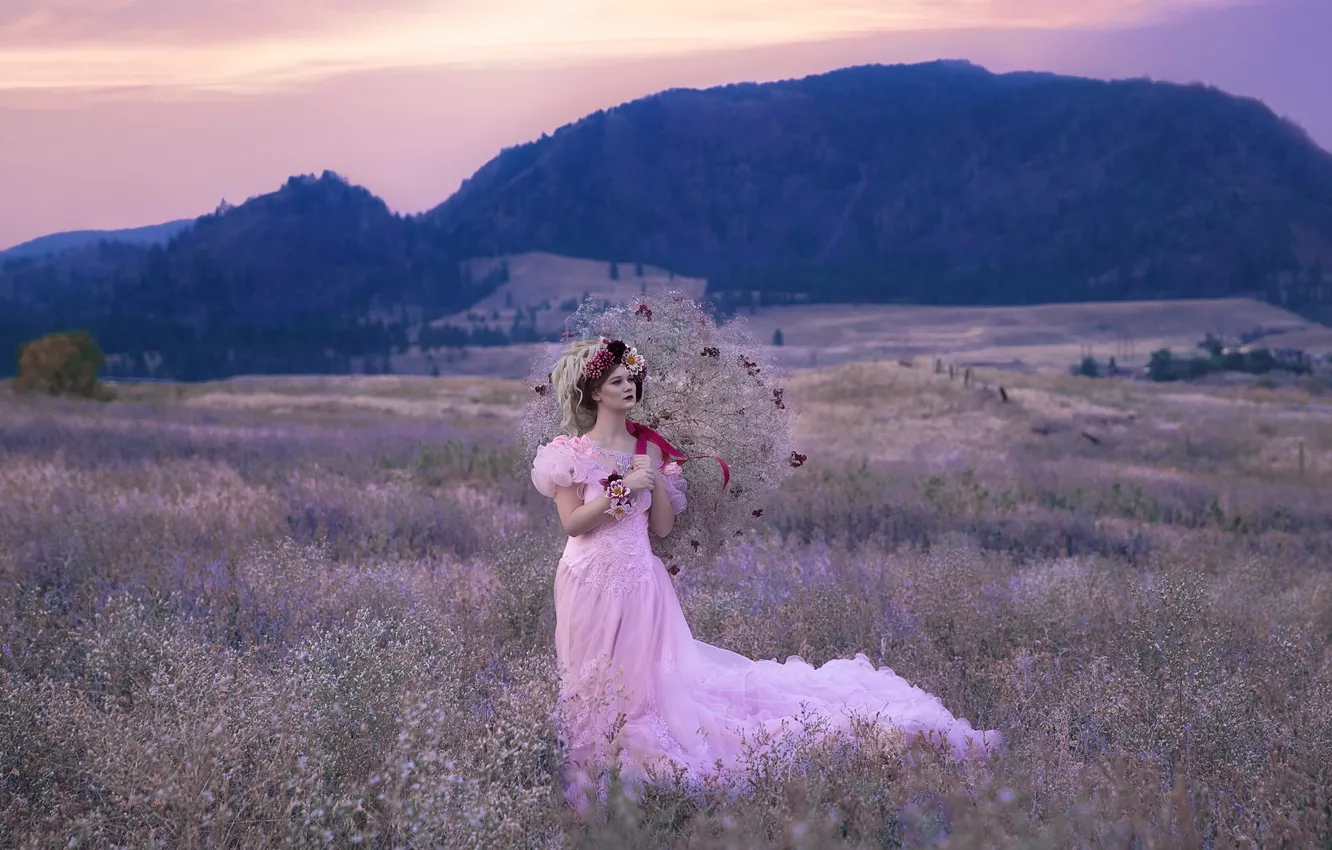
[584,337,647,381]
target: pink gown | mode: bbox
[531,434,1001,801]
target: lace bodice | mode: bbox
[531,435,688,595]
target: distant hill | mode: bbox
[0,219,194,261]
[0,172,490,379]
[429,60,1332,317]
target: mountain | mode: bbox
[428,60,1332,315]
[0,219,195,261]
[0,172,493,379]
[7,61,1332,381]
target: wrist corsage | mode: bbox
[599,472,632,520]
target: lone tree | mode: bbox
[13,330,108,398]
[772,328,784,346]
[609,261,620,280]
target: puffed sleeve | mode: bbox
[531,436,602,498]
[659,461,688,516]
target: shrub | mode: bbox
[1070,356,1099,378]
[13,330,109,399]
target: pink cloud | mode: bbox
[0,0,1238,94]
[0,0,431,43]
[980,0,1228,27]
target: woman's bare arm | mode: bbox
[554,485,615,537]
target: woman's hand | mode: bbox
[624,455,655,492]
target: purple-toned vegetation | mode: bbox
[1,391,1329,847]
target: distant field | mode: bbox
[103,359,1332,477]
[106,373,532,436]
[736,297,1332,374]
[406,254,1331,379]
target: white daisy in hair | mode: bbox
[622,347,646,378]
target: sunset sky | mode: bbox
[1,0,1327,249]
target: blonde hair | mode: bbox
[550,338,643,436]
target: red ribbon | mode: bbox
[627,420,730,489]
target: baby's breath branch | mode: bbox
[522,291,798,567]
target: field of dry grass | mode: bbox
[3,364,1331,847]
[110,373,532,434]
[786,360,1332,475]
[109,361,1332,482]
[725,297,1332,374]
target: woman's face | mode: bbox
[591,364,637,413]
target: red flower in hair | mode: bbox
[584,349,616,380]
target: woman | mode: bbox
[531,337,1001,805]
